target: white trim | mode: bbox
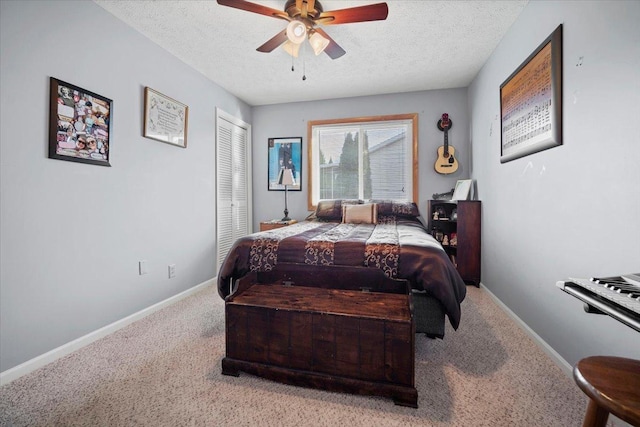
[0,278,215,386]
[479,282,574,378]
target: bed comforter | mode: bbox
[218,218,466,329]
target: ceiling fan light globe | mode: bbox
[282,40,300,57]
[286,20,307,44]
[309,32,330,55]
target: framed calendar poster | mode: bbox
[500,25,562,163]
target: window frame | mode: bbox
[307,113,419,211]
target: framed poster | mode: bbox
[268,137,302,191]
[452,179,472,201]
[48,77,112,166]
[143,87,188,148]
[500,24,562,163]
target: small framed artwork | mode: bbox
[500,24,562,163]
[452,179,472,201]
[143,87,188,148]
[268,137,302,191]
[48,77,112,166]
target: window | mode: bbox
[307,114,418,210]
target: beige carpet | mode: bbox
[0,285,588,426]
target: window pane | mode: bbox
[366,127,408,200]
[318,128,359,200]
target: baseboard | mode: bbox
[478,282,574,378]
[0,278,215,386]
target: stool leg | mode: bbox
[582,399,609,427]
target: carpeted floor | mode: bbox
[0,285,588,426]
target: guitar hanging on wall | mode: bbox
[434,113,459,174]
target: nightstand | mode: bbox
[259,219,298,232]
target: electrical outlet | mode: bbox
[139,260,148,275]
[168,264,176,278]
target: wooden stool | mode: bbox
[573,356,640,427]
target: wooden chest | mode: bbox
[222,282,417,407]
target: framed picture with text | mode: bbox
[268,137,302,191]
[500,24,562,163]
[143,87,188,148]
[48,77,112,167]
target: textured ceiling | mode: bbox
[94,0,528,106]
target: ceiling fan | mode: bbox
[217,0,389,59]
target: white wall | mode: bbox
[0,0,251,372]
[251,89,469,230]
[468,0,640,365]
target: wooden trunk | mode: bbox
[223,279,417,407]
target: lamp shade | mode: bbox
[309,32,330,56]
[277,168,295,186]
[282,40,300,57]
[286,20,307,44]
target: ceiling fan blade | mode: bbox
[318,3,388,25]
[256,30,288,53]
[314,28,346,59]
[217,0,289,20]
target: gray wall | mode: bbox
[251,89,469,230]
[468,0,640,365]
[0,1,251,371]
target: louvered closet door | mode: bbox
[216,109,252,274]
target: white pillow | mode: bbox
[342,203,378,224]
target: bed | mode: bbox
[217,199,467,337]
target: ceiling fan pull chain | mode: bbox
[302,41,307,81]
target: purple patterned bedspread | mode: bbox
[217,219,466,329]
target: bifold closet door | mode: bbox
[216,109,252,274]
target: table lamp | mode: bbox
[277,168,295,221]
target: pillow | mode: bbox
[342,203,378,224]
[391,201,420,218]
[368,200,420,219]
[315,199,361,221]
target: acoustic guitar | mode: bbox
[434,113,459,174]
